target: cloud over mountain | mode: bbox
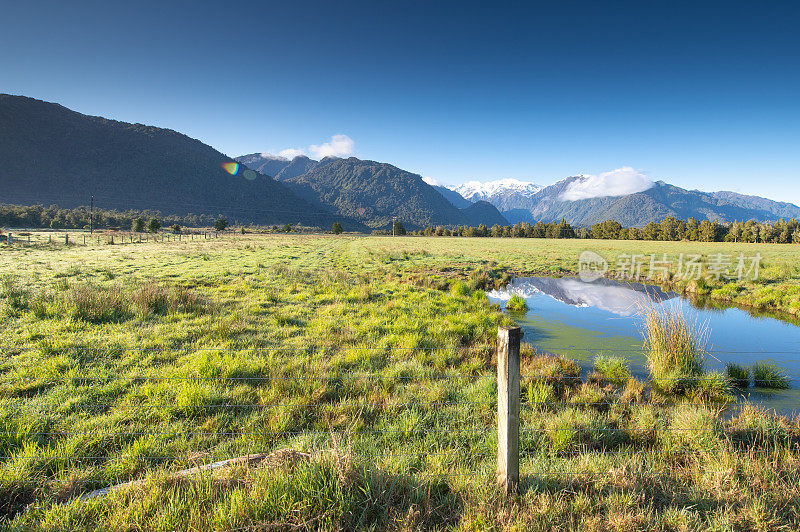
[256,134,356,161]
[278,148,304,158]
[309,134,354,158]
[560,167,654,201]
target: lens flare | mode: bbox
[222,162,240,175]
[243,168,257,181]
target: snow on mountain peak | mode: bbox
[448,178,543,201]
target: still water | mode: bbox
[488,277,800,414]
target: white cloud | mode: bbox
[308,134,355,159]
[560,166,654,201]
[422,176,441,187]
[277,148,304,159]
[258,134,356,161]
[259,152,289,160]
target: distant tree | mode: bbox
[172,224,182,234]
[699,220,722,242]
[331,222,343,234]
[148,218,161,233]
[643,222,660,241]
[728,221,743,242]
[392,220,406,236]
[214,218,229,231]
[659,216,680,241]
[685,218,699,241]
[132,217,146,232]
[284,224,293,233]
[776,219,791,243]
[592,220,622,239]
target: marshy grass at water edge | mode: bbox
[505,294,528,312]
[641,303,706,393]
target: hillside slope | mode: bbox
[0,94,354,228]
[712,191,800,220]
[460,201,508,226]
[283,157,478,229]
[432,185,472,209]
[235,153,292,177]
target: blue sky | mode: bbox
[2,0,799,202]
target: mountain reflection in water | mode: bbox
[489,277,679,317]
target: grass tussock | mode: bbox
[131,283,210,318]
[726,362,750,388]
[505,294,528,312]
[1,275,30,314]
[62,284,132,323]
[641,304,708,395]
[752,362,790,389]
[643,305,705,380]
[23,281,212,323]
[593,355,630,386]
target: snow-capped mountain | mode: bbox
[449,178,543,202]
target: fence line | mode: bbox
[1,230,219,247]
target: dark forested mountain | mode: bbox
[476,176,800,227]
[234,153,320,181]
[460,201,508,226]
[712,191,800,220]
[235,153,292,177]
[431,185,472,209]
[275,156,318,181]
[281,157,501,229]
[0,94,357,228]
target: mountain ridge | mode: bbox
[0,94,361,229]
[279,157,508,229]
[452,175,800,227]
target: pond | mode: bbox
[487,276,800,415]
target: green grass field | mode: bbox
[1,233,800,530]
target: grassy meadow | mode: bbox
[1,233,800,530]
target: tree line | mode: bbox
[0,204,221,231]
[411,216,800,243]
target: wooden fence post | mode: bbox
[497,325,521,493]
[65,234,69,245]
[7,233,11,245]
